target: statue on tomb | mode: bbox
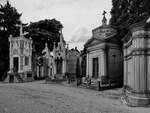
[102,10,107,26]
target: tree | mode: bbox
[0,1,21,80]
[110,0,150,38]
[26,19,63,54]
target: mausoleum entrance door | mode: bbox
[92,57,99,78]
[13,57,19,72]
[9,75,14,83]
[56,57,63,74]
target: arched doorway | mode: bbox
[56,57,63,74]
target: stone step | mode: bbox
[14,73,24,82]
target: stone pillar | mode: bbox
[29,56,32,71]
[86,53,89,77]
[62,60,64,74]
[103,49,107,77]
[9,41,12,72]
[37,66,39,78]
[18,56,20,73]
[20,56,23,71]
[62,59,66,75]
[101,48,107,80]
[123,48,128,87]
[122,24,150,106]
[10,57,13,72]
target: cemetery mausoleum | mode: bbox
[122,18,150,106]
[5,25,33,82]
[84,12,123,89]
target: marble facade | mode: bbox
[122,18,150,106]
[42,43,54,79]
[42,29,80,81]
[66,47,80,81]
[5,25,33,82]
[53,30,67,79]
[84,12,123,88]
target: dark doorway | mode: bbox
[9,75,14,83]
[92,57,99,78]
[13,57,19,72]
[56,58,63,74]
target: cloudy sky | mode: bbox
[6,0,112,50]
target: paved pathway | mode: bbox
[0,81,149,113]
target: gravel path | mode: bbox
[0,81,149,113]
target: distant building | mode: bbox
[5,25,33,82]
[84,11,123,89]
[53,30,68,79]
[80,49,86,77]
[122,18,150,106]
[66,47,80,81]
[41,29,81,81]
[42,43,54,79]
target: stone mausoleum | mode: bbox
[52,30,80,80]
[122,18,150,106]
[42,43,54,79]
[84,11,123,89]
[53,30,67,79]
[5,25,33,82]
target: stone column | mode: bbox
[103,48,107,77]
[54,60,56,75]
[10,57,13,73]
[37,66,39,78]
[29,56,32,71]
[62,60,65,74]
[18,56,20,73]
[9,41,12,72]
[20,56,23,71]
[86,53,89,77]
[63,59,66,75]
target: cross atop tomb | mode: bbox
[66,43,69,49]
[19,24,23,36]
[102,10,107,26]
[102,10,106,17]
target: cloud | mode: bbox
[68,26,91,43]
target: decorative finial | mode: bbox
[67,43,69,49]
[60,29,63,43]
[45,42,48,47]
[19,24,23,36]
[102,10,106,17]
[9,34,12,38]
[29,37,32,40]
[102,10,107,26]
[75,46,77,50]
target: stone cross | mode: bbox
[102,10,107,26]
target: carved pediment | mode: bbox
[89,39,101,45]
[85,38,102,47]
[13,49,18,55]
[92,25,117,40]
